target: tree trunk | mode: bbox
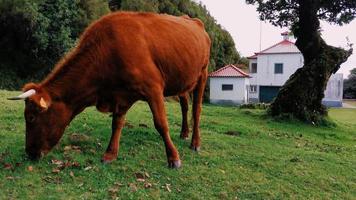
[269,0,352,123]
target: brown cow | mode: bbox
[9,12,211,168]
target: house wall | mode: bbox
[322,73,343,107]
[209,77,249,105]
[248,58,259,102]
[249,53,304,86]
[243,78,250,103]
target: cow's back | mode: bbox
[83,12,210,96]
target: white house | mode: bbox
[209,64,250,105]
[247,32,343,107]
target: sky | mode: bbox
[196,0,356,77]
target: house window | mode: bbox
[251,63,257,73]
[250,85,257,93]
[222,84,233,91]
[274,63,283,74]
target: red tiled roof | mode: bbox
[209,64,250,78]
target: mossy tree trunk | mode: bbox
[269,0,352,123]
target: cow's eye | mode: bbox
[28,115,36,123]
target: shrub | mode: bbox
[240,103,269,110]
[0,0,109,90]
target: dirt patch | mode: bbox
[69,133,90,143]
[139,123,149,128]
[224,131,242,137]
[125,121,134,129]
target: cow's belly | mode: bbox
[162,67,202,96]
[163,80,197,96]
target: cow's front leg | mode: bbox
[148,91,181,168]
[101,106,129,164]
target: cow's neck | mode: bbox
[41,50,99,115]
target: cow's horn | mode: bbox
[7,89,36,100]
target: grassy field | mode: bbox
[0,90,355,199]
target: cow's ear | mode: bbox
[32,94,51,111]
[39,97,49,110]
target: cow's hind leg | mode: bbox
[179,93,189,139]
[148,90,181,168]
[101,105,130,163]
[191,70,208,151]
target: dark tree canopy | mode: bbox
[0,0,109,89]
[246,0,356,27]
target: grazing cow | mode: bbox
[9,12,211,168]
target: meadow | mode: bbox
[0,90,355,199]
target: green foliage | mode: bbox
[36,0,80,70]
[1,90,356,199]
[74,0,110,36]
[238,57,249,68]
[350,68,356,75]
[0,0,109,90]
[121,0,159,12]
[344,68,356,99]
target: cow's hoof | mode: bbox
[190,145,200,152]
[180,134,189,140]
[101,154,117,164]
[168,160,181,169]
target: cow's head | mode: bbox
[9,83,72,160]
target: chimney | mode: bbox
[281,31,289,41]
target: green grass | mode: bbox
[1,90,355,199]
